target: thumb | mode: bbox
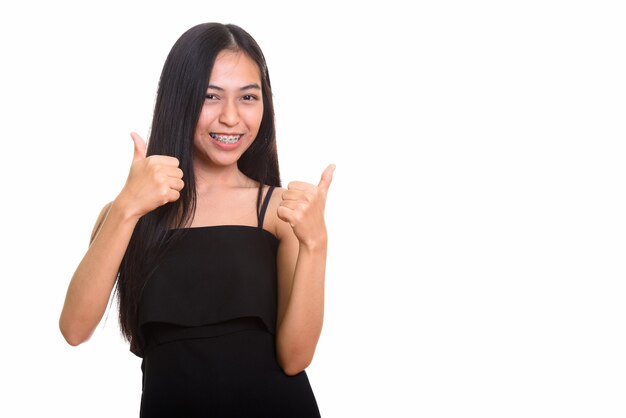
[318,164,336,195]
[130,132,147,161]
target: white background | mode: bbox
[1,1,625,417]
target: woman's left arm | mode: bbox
[274,164,335,376]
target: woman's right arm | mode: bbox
[59,132,184,346]
[59,200,140,346]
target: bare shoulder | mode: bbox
[89,201,113,244]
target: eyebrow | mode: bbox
[206,83,261,91]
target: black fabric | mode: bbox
[139,318,320,417]
[136,186,321,417]
[137,225,279,341]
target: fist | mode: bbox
[116,132,184,219]
[277,164,335,247]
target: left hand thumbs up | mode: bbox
[277,164,336,247]
[317,164,336,197]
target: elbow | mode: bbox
[62,333,87,347]
[279,356,312,376]
[282,365,308,377]
[59,318,91,347]
[276,332,318,376]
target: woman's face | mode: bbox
[193,50,264,168]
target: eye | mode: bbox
[242,94,258,101]
[205,94,218,100]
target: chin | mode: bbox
[209,153,245,167]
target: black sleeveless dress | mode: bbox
[136,186,321,417]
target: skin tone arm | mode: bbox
[274,164,335,376]
[59,133,184,345]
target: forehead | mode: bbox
[209,50,261,86]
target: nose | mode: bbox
[219,100,239,127]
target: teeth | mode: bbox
[210,133,241,144]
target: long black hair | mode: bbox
[116,23,281,354]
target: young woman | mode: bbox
[59,22,333,417]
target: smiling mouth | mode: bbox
[210,133,242,144]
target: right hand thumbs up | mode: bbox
[131,131,147,162]
[115,132,185,220]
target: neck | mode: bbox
[192,159,256,192]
